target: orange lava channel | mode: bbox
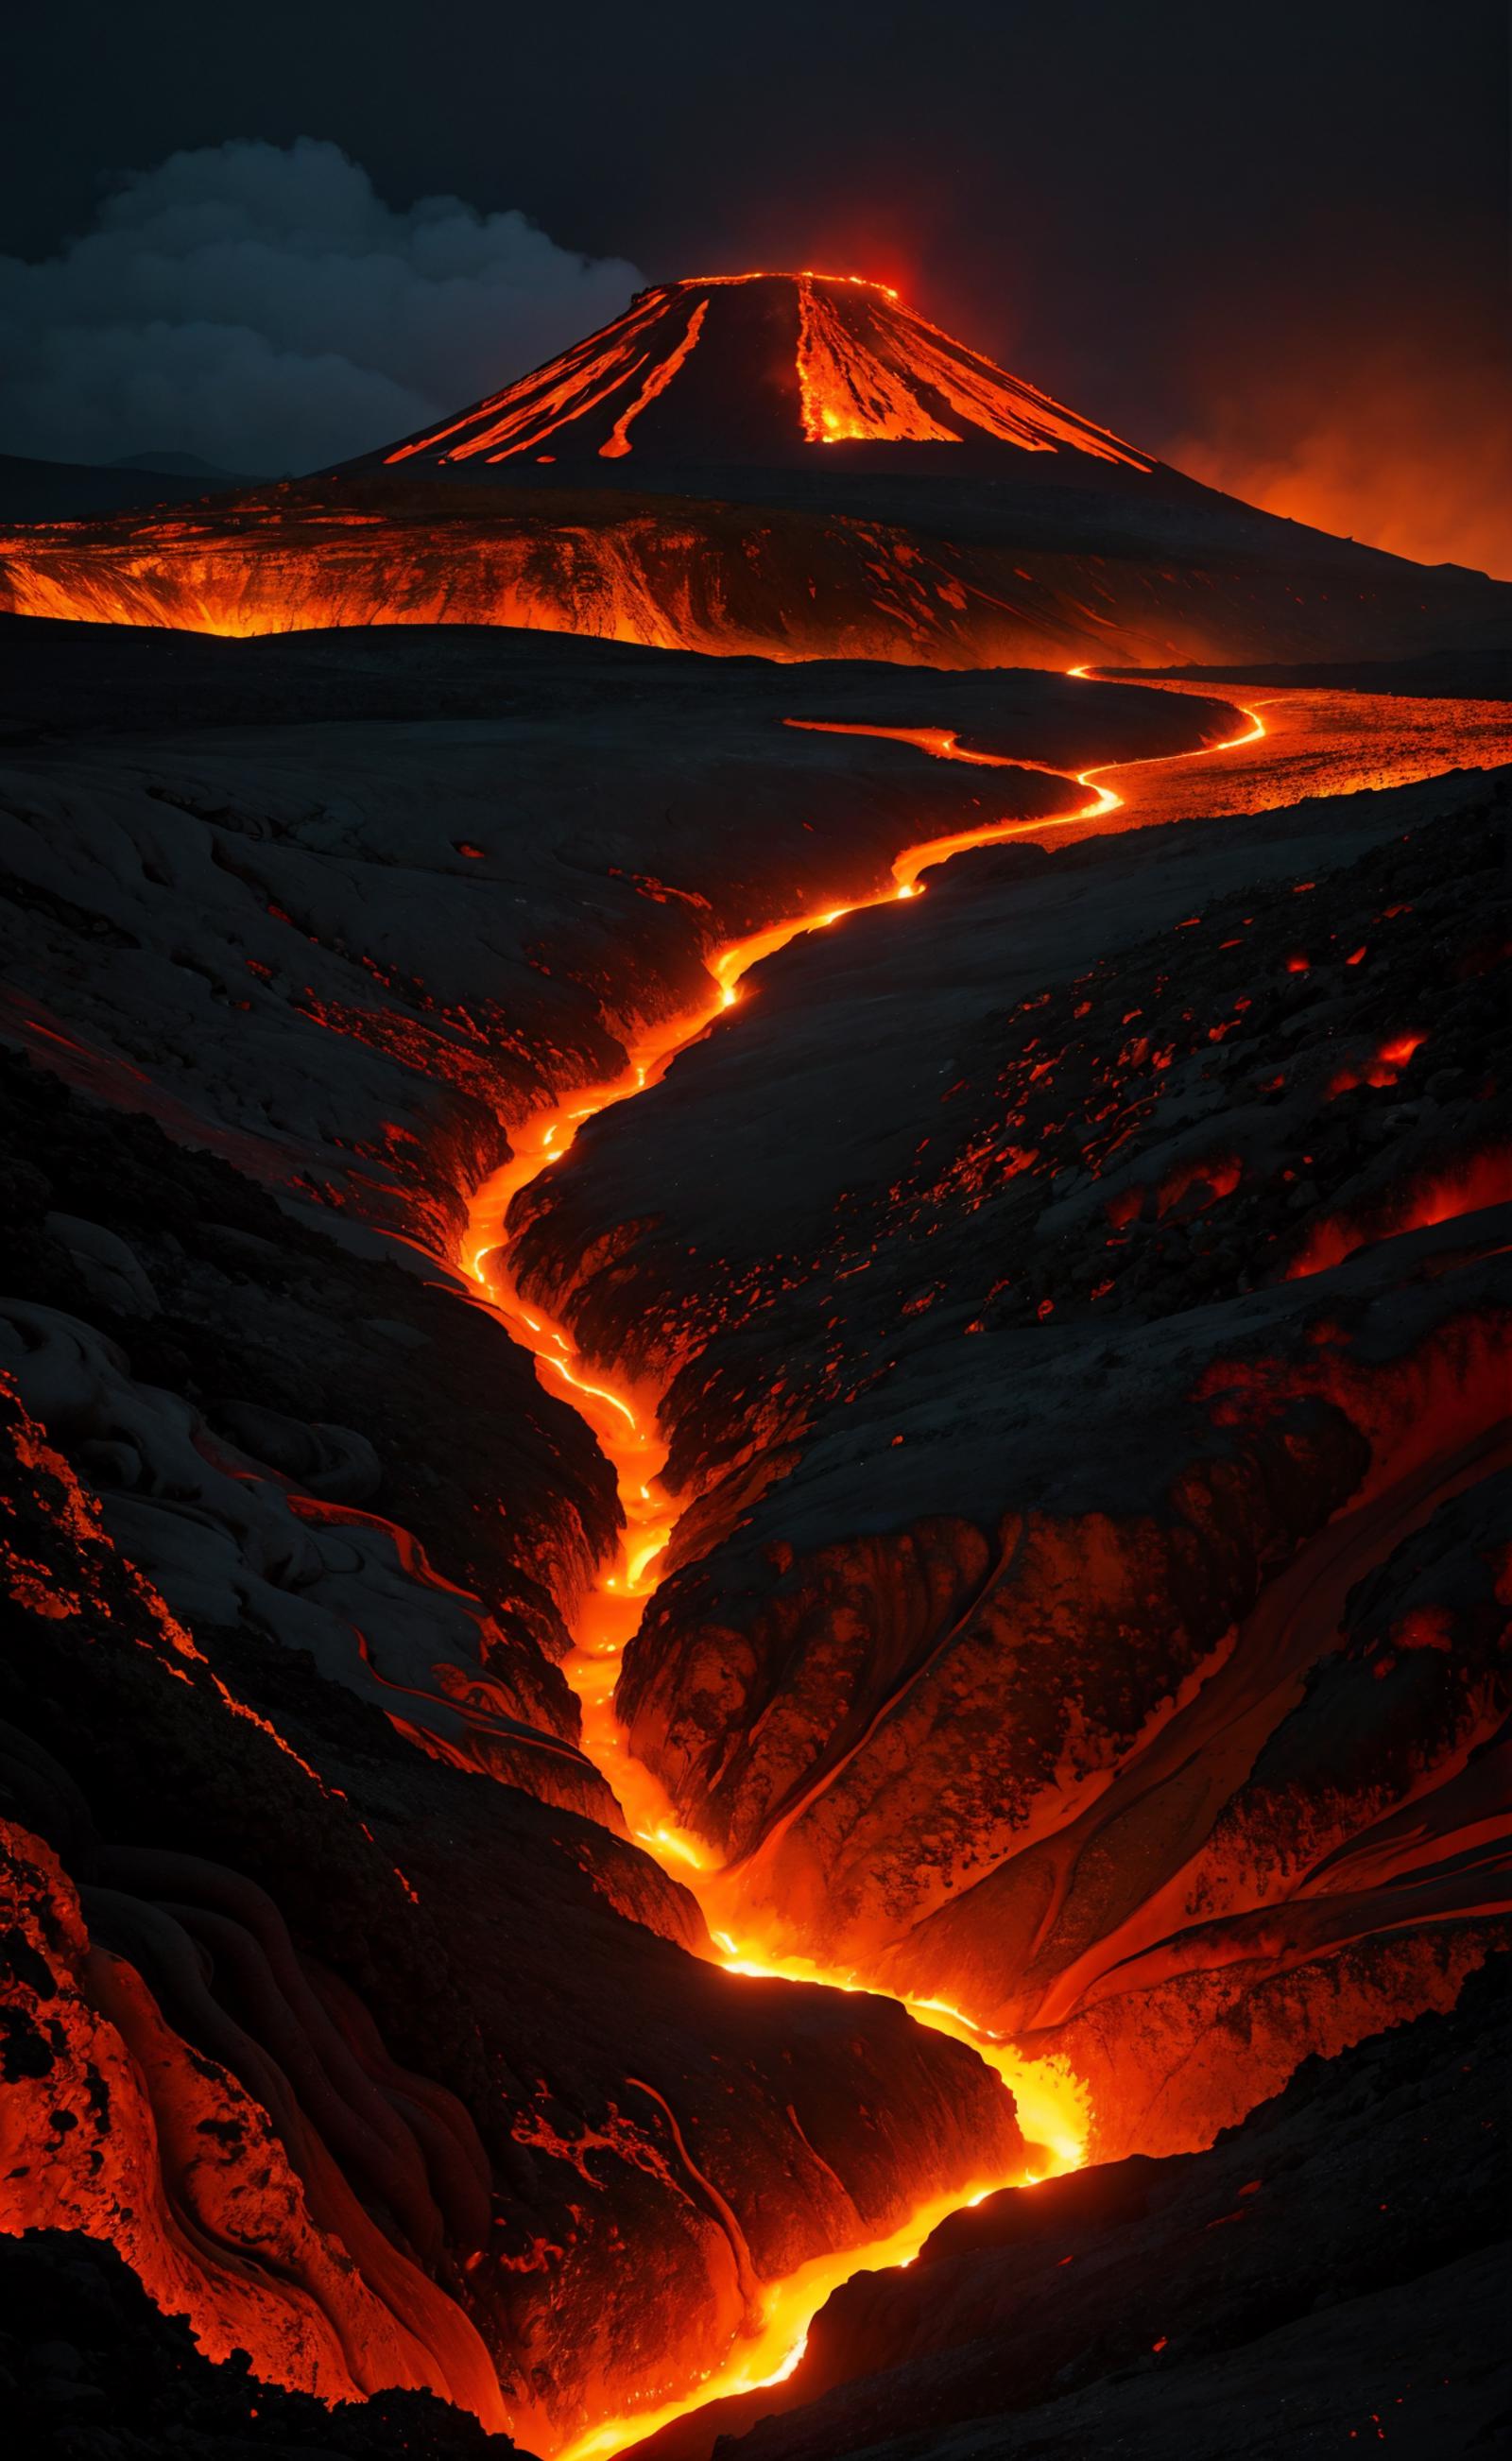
[460,680,1265,2456]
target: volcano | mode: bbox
[368,272,1155,473]
[4,270,1510,670]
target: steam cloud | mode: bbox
[0,138,643,476]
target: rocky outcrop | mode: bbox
[0,1040,614,1796]
[6,453,1506,679]
[510,775,1509,1471]
[1,1297,615,1821]
[5,421,1509,668]
[614,1245,1506,2027]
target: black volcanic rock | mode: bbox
[0,531,1506,2461]
[0,1040,614,1788]
[0,625,1234,1251]
[509,771,1508,1481]
[0,2230,518,2461]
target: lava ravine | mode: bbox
[455,676,1277,2455]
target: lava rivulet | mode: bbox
[788,681,1512,853]
[452,678,1332,2455]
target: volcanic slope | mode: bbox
[367,273,1154,471]
[3,274,1508,669]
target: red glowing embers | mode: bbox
[1106,1154,1242,1231]
[1327,1032,1428,1099]
[1287,1146,1512,1278]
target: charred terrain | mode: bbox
[1,274,1508,2461]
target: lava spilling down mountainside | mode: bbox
[2,273,1509,674]
[371,273,1155,469]
[1,269,1510,2461]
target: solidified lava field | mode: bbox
[1,275,1509,2461]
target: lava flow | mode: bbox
[382,272,1154,470]
[455,681,1292,2456]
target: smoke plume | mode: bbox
[0,138,642,476]
[1170,328,1512,582]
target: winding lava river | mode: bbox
[455,677,1503,2459]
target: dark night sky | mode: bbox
[3,0,1509,570]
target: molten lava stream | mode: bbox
[458,690,1282,2454]
[786,677,1270,862]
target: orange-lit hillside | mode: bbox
[4,471,1503,671]
[3,269,1509,664]
[376,272,1155,470]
